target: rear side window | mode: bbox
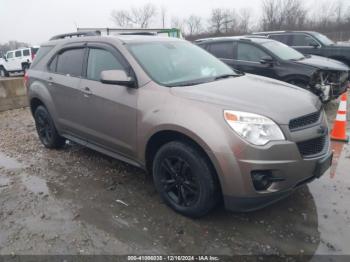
[15,50,22,57]
[290,34,318,47]
[31,46,54,68]
[87,48,124,81]
[208,42,233,59]
[56,48,85,77]
[236,42,269,62]
[269,34,289,44]
[23,49,30,56]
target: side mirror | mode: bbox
[309,42,320,48]
[100,70,136,87]
[260,57,274,65]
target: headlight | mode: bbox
[224,110,285,146]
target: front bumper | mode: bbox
[214,111,332,212]
[223,151,333,212]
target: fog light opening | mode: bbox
[251,171,274,191]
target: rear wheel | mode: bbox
[34,106,66,149]
[153,141,219,218]
[0,67,9,77]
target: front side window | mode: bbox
[87,48,124,81]
[15,50,22,57]
[291,34,319,47]
[128,41,235,87]
[236,43,269,62]
[209,42,234,59]
[7,52,13,59]
[56,48,85,77]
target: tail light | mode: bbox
[31,52,35,61]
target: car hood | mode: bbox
[294,55,349,71]
[171,74,321,125]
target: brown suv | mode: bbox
[26,32,333,217]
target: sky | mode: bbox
[0,0,319,45]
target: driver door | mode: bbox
[78,44,138,158]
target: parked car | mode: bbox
[196,36,349,102]
[0,46,39,77]
[253,31,350,67]
[26,32,332,217]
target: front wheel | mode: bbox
[153,141,219,218]
[34,106,66,149]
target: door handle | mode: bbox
[83,87,93,97]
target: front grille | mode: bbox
[289,111,321,131]
[297,136,326,157]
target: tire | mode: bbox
[34,105,66,149]
[152,141,219,218]
[0,67,9,77]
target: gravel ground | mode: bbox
[0,97,349,257]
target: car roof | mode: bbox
[196,36,274,45]
[253,30,318,35]
[41,35,183,47]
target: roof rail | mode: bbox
[252,31,286,35]
[244,35,268,39]
[118,32,157,36]
[49,31,101,40]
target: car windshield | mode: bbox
[312,33,335,46]
[128,41,236,86]
[262,41,305,61]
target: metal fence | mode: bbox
[323,31,350,42]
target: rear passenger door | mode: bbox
[46,46,87,139]
[207,41,235,67]
[233,42,276,78]
[78,44,137,157]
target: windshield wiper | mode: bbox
[167,81,209,87]
[290,57,305,61]
[214,73,240,81]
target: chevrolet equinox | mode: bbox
[26,32,333,217]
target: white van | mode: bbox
[0,46,39,77]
